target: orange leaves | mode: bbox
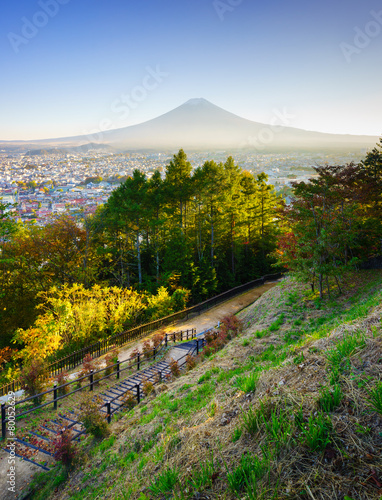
[0,346,17,367]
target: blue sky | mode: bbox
[1,0,381,140]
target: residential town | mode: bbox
[0,147,364,225]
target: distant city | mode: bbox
[0,147,365,225]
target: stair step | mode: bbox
[2,447,50,471]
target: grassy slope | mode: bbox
[30,271,382,500]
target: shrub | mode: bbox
[142,377,155,396]
[205,329,219,345]
[105,348,119,376]
[53,428,77,468]
[169,358,181,377]
[130,348,140,361]
[82,353,96,375]
[121,390,136,410]
[19,359,47,405]
[55,371,69,396]
[142,340,153,359]
[78,394,110,439]
[185,354,197,371]
[152,332,165,349]
[220,315,243,339]
[0,347,16,369]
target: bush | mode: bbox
[205,329,219,345]
[152,332,165,349]
[142,377,155,396]
[130,348,140,361]
[185,354,197,371]
[121,390,136,409]
[53,428,77,468]
[55,371,69,396]
[78,394,110,439]
[142,340,153,359]
[19,359,47,405]
[220,315,243,339]
[82,353,95,374]
[105,348,119,376]
[169,358,181,377]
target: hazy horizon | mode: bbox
[1,0,382,141]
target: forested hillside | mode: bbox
[0,150,281,380]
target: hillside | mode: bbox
[28,270,382,499]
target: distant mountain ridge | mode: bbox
[1,98,379,152]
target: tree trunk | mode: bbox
[319,273,323,299]
[136,229,142,285]
[210,203,214,268]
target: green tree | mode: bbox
[105,170,149,285]
[276,164,363,297]
[164,149,193,232]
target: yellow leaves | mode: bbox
[16,283,149,361]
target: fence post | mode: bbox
[173,333,175,343]
[137,353,140,371]
[196,339,199,356]
[165,334,168,348]
[181,330,183,341]
[1,403,6,440]
[116,361,120,380]
[90,370,94,392]
[158,371,161,383]
[153,347,156,361]
[106,401,111,424]
[136,384,140,404]
[53,382,58,411]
